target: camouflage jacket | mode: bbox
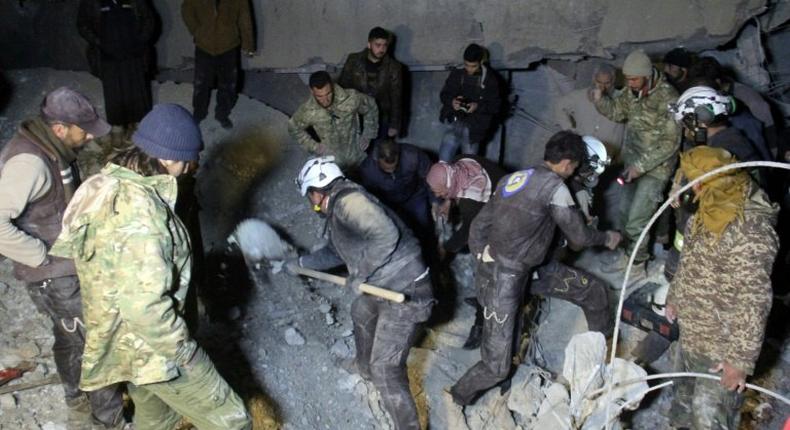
[288,84,379,169]
[51,164,196,390]
[668,185,778,374]
[594,70,680,181]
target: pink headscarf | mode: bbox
[426,158,492,202]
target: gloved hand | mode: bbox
[345,274,365,296]
[284,256,302,276]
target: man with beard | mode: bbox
[339,27,404,139]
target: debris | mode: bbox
[324,313,335,326]
[507,365,552,426]
[0,393,17,409]
[329,339,352,359]
[284,327,305,346]
[318,303,332,314]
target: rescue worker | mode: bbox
[51,104,251,430]
[288,157,435,430]
[438,43,502,161]
[358,138,432,237]
[338,26,404,138]
[182,0,255,129]
[448,131,621,406]
[554,63,625,158]
[0,87,124,429]
[665,146,777,429]
[592,50,680,277]
[288,71,379,171]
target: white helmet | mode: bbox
[296,156,344,196]
[582,135,610,175]
[669,86,735,125]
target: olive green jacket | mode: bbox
[288,85,378,169]
[51,164,196,390]
[182,0,255,55]
[595,70,680,181]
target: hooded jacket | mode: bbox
[50,164,196,390]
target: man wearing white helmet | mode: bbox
[592,49,680,277]
[289,156,434,430]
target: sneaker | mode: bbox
[218,117,233,129]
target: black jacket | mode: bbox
[469,165,606,272]
[439,65,501,143]
[338,49,404,132]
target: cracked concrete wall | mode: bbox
[0,0,768,71]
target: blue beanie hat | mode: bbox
[133,104,203,161]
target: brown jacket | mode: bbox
[181,0,254,55]
[338,49,404,132]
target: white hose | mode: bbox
[604,160,790,429]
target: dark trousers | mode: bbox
[100,55,151,126]
[351,279,433,430]
[532,260,613,336]
[451,262,527,405]
[25,276,124,427]
[193,46,240,122]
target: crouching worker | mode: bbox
[288,156,435,430]
[51,104,251,430]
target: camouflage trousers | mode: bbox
[451,261,529,405]
[127,347,251,430]
[669,346,743,429]
[26,277,124,428]
[619,174,667,262]
[351,277,434,430]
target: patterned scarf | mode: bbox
[680,146,750,239]
[426,158,491,202]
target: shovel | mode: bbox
[229,218,405,303]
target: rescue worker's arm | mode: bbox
[721,227,776,375]
[287,107,321,153]
[631,104,680,175]
[389,63,404,133]
[444,199,484,253]
[238,0,255,53]
[549,185,608,249]
[357,93,379,142]
[593,90,630,123]
[114,193,192,364]
[180,0,199,37]
[333,192,398,281]
[298,245,345,271]
[0,155,52,267]
[77,0,100,46]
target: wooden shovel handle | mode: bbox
[293,267,405,303]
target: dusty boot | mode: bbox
[66,394,93,430]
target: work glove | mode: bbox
[283,256,302,276]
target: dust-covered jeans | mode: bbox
[450,261,528,405]
[619,174,667,262]
[669,346,743,429]
[438,121,476,161]
[532,260,613,336]
[127,347,251,430]
[25,276,124,427]
[351,278,434,430]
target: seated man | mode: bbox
[288,71,378,171]
[359,138,432,236]
[438,43,501,161]
[449,131,620,406]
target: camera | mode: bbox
[458,98,471,113]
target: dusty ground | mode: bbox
[0,69,787,429]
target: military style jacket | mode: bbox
[288,85,379,169]
[668,186,778,374]
[181,0,255,55]
[594,70,680,182]
[51,164,196,390]
[469,165,607,272]
[338,49,404,133]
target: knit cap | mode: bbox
[132,104,203,161]
[622,50,652,77]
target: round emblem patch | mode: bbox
[502,169,534,197]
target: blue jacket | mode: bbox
[359,143,431,207]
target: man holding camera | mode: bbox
[438,44,501,161]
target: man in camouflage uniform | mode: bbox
[592,50,680,275]
[52,104,250,430]
[288,71,379,171]
[338,26,404,139]
[0,87,124,429]
[665,146,777,429]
